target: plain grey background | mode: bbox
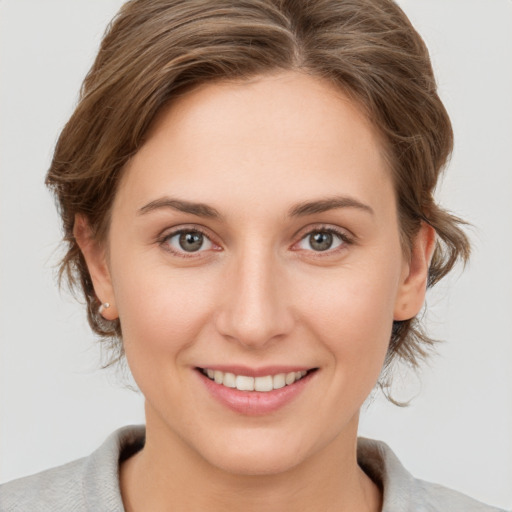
[1,1,511,509]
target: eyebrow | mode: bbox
[138,197,223,219]
[288,196,374,217]
[138,194,374,219]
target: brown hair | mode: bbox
[46,0,470,390]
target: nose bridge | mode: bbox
[215,242,293,348]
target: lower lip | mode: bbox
[197,370,315,416]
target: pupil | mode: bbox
[179,232,203,252]
[310,232,332,251]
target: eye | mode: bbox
[163,229,215,255]
[295,228,348,252]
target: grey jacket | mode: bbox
[0,425,506,511]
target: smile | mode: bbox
[201,368,309,392]
[197,366,317,415]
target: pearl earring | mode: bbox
[99,302,110,315]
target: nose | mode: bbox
[214,246,295,349]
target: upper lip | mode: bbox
[196,365,316,377]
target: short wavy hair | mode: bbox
[46,0,470,391]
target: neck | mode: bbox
[120,410,381,512]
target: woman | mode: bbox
[0,0,508,511]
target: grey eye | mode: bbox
[309,232,333,251]
[296,230,345,252]
[166,230,213,253]
[179,232,204,252]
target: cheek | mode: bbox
[111,260,222,412]
[111,254,218,357]
[294,261,400,377]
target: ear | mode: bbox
[393,222,436,321]
[74,215,118,321]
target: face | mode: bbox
[80,71,432,476]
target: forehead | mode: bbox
[117,71,394,217]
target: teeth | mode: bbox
[254,375,273,392]
[202,368,310,392]
[235,375,254,391]
[223,372,236,388]
[285,372,296,385]
[273,373,286,389]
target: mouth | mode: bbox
[197,367,317,392]
[196,366,318,415]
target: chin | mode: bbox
[207,446,305,477]
[192,427,321,477]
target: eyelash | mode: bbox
[158,226,218,259]
[293,226,353,255]
[158,224,353,259]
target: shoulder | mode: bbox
[411,478,507,512]
[0,425,145,512]
[357,437,508,512]
[0,458,87,512]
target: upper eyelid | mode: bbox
[293,223,353,241]
[159,224,215,240]
[157,223,353,250]
[159,225,217,248]
[159,227,219,258]
[290,225,354,255]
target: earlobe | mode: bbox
[393,222,436,321]
[74,215,118,320]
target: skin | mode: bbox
[76,70,435,512]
